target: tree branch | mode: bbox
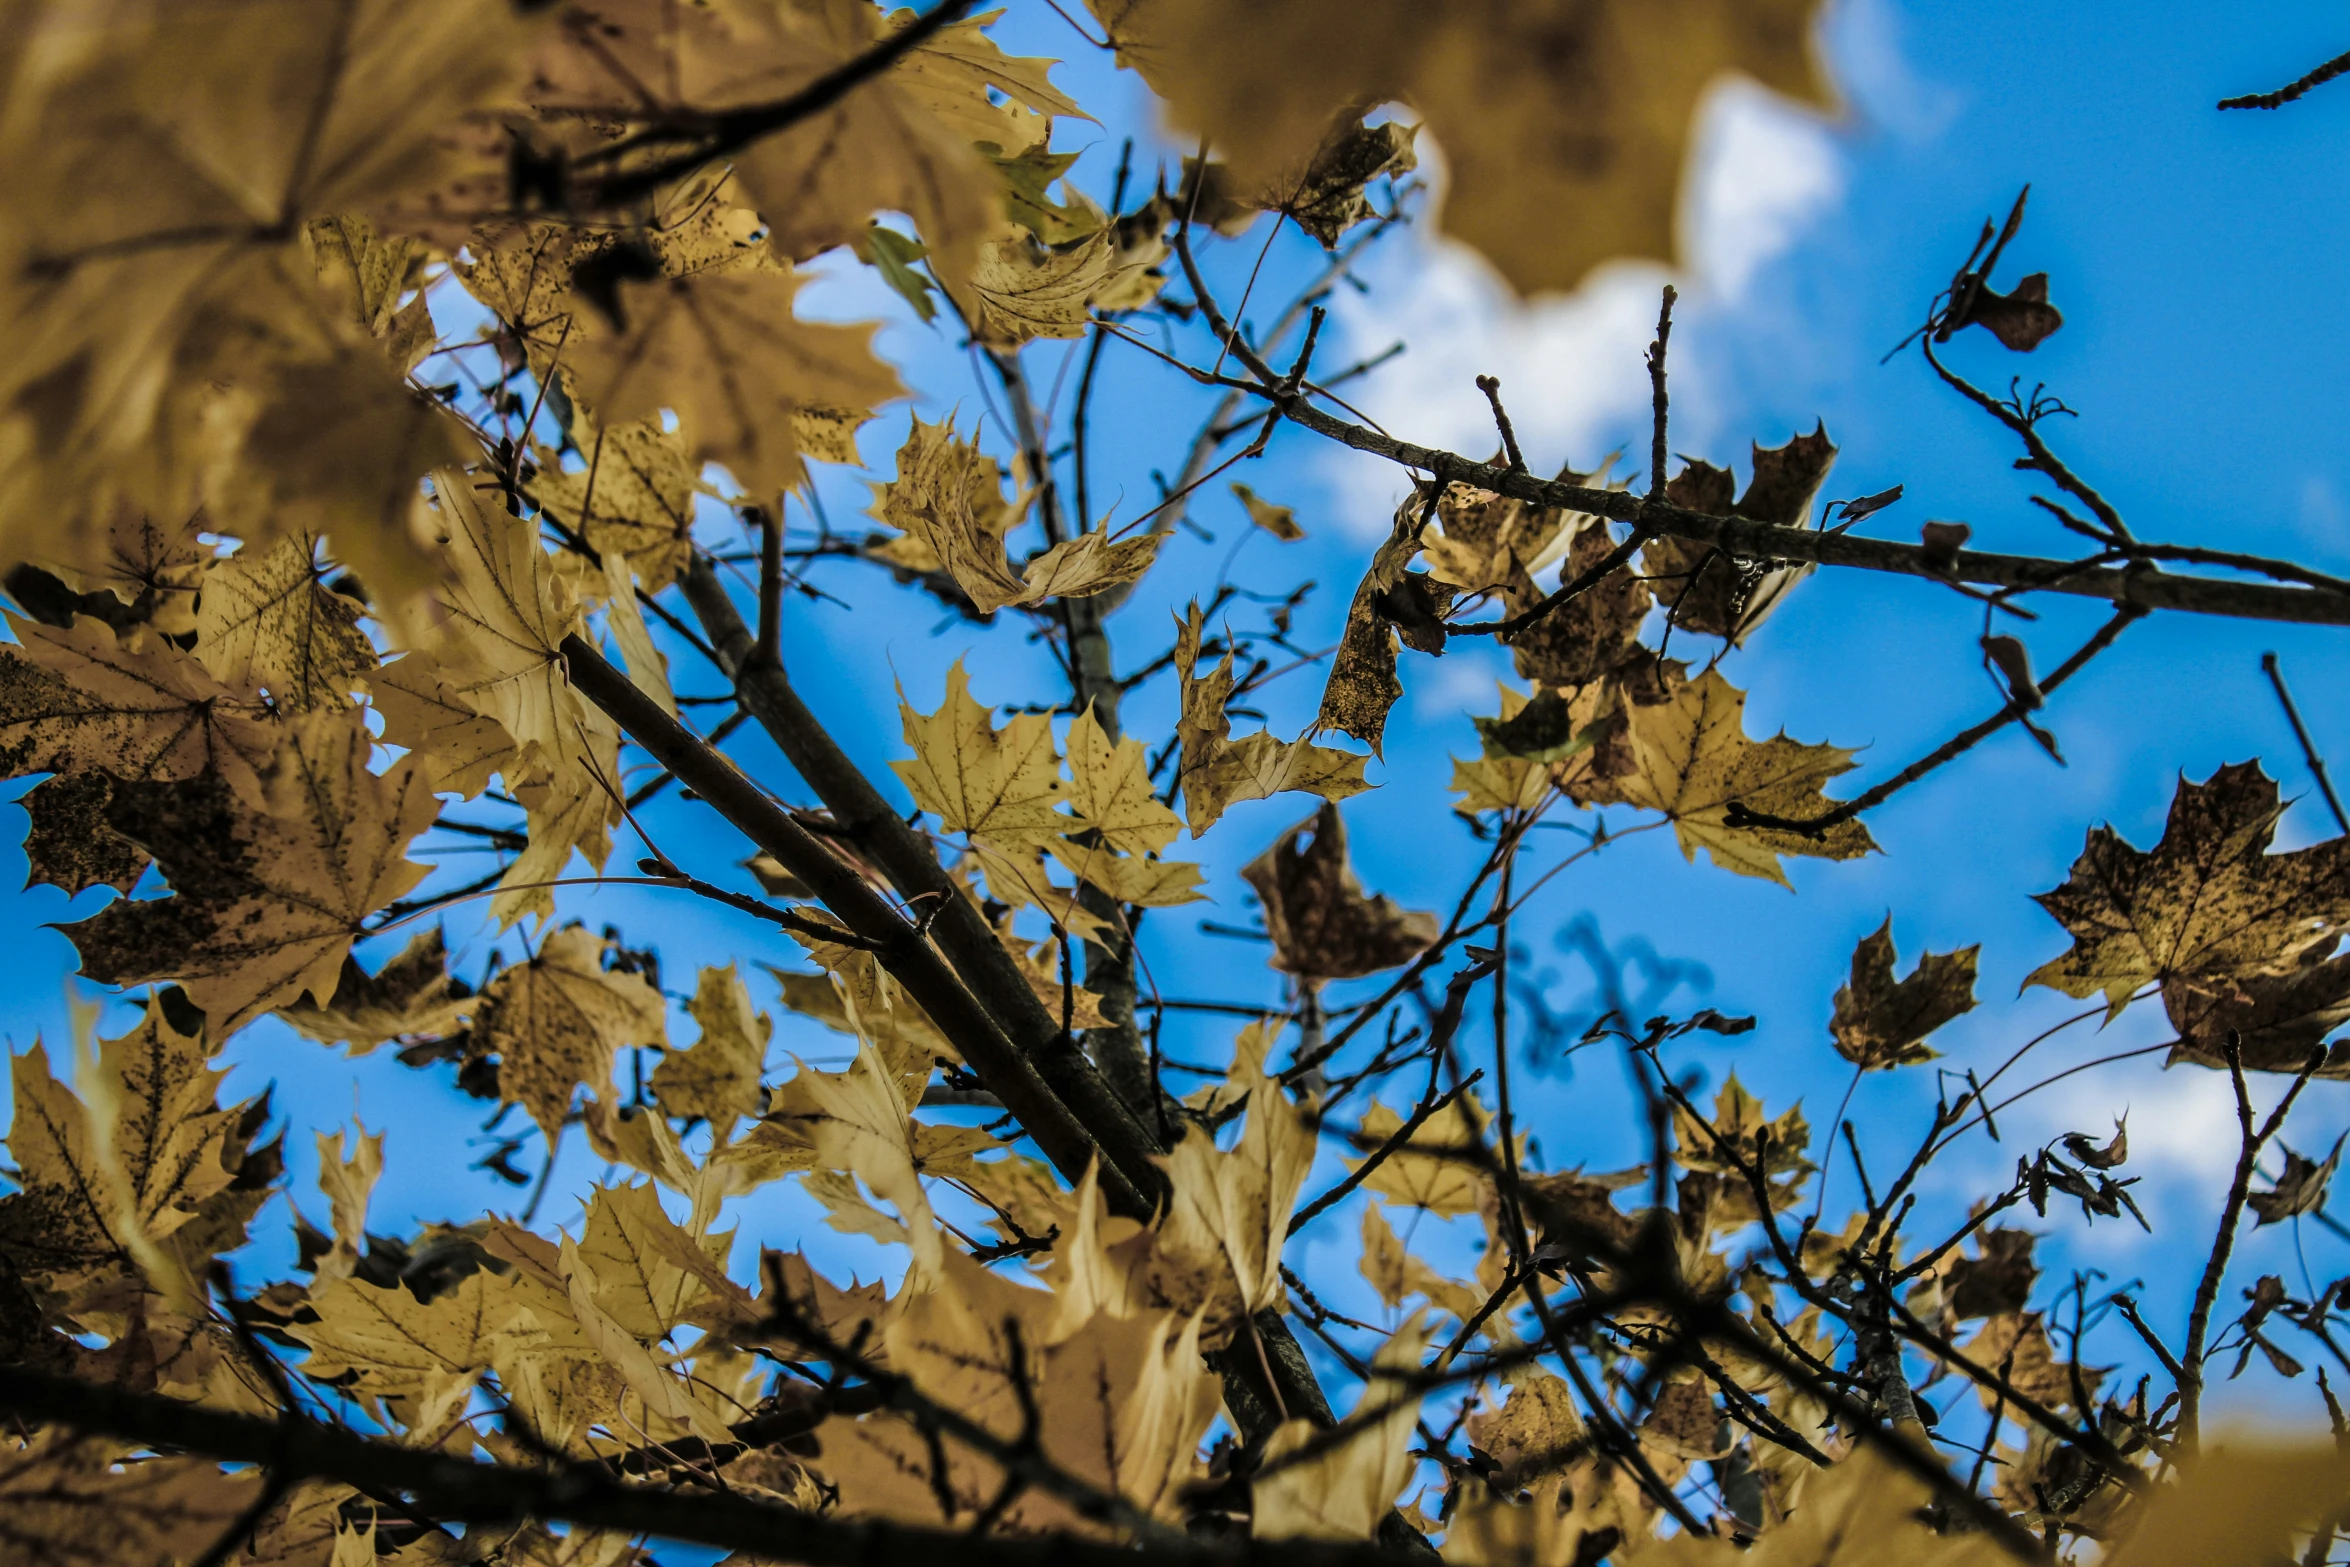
[0,1364,1431,1567]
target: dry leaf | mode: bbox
[1828,919,1979,1069]
[478,926,669,1139]
[1242,803,1436,982]
[2028,761,2350,1018]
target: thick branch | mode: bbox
[0,1365,1426,1567]
[560,634,1144,1218]
[676,557,1171,1207]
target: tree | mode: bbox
[2,3,2349,1565]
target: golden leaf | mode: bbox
[575,1181,732,1343]
[311,1123,384,1284]
[1358,1201,1483,1323]
[291,1267,512,1399]
[956,229,1114,346]
[1829,919,1978,1070]
[772,1040,942,1275]
[565,262,902,504]
[194,535,377,712]
[1618,669,1876,885]
[479,926,669,1139]
[303,215,437,371]
[62,713,437,1032]
[1231,482,1306,542]
[1173,602,1371,834]
[1084,0,1829,295]
[0,0,534,592]
[1150,1025,1312,1336]
[892,661,1070,848]
[651,964,773,1127]
[529,415,710,594]
[367,651,520,800]
[0,1002,242,1299]
[2028,761,2350,1018]
[0,613,278,795]
[21,505,215,640]
[1063,704,1185,856]
[1253,1314,1433,1540]
[1350,1094,1499,1220]
[1044,838,1207,908]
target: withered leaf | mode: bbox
[2249,1136,2345,1226]
[1947,272,2064,352]
[1317,520,1451,755]
[1946,1228,2038,1320]
[1232,483,1307,542]
[479,926,668,1139]
[956,229,1114,346]
[1502,520,1652,691]
[0,615,277,795]
[0,1433,260,1567]
[194,535,377,712]
[1643,427,1835,642]
[1242,802,1437,982]
[62,714,437,1032]
[19,772,150,896]
[2028,762,2350,1017]
[2163,937,2350,1077]
[1828,919,1979,1069]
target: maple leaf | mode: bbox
[366,650,520,801]
[1643,429,1836,642]
[1828,919,1979,1070]
[893,661,1071,847]
[279,928,474,1055]
[528,415,711,595]
[565,258,902,505]
[1063,705,1185,855]
[0,1002,244,1299]
[1087,0,1828,295]
[1174,603,1370,834]
[1358,1201,1482,1323]
[1044,838,1207,908]
[18,773,152,897]
[62,713,437,1032]
[1503,523,1653,691]
[291,1266,514,1404]
[0,1432,261,1567]
[477,926,668,1139]
[0,614,278,795]
[956,229,1115,346]
[1350,1094,1506,1219]
[2162,938,2350,1076]
[1242,802,1437,982]
[310,1122,384,1286]
[1253,1314,1433,1540]
[17,505,215,640]
[1149,1025,1313,1337]
[649,965,773,1127]
[1671,1073,1812,1190]
[1618,668,1876,885]
[575,1181,733,1342]
[2028,762,2350,1018]
[193,535,377,712]
[0,0,531,596]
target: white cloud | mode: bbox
[1323,83,1846,534]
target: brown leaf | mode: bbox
[193,534,377,712]
[1643,427,1834,642]
[1174,603,1370,834]
[1946,1228,2038,1320]
[1231,482,1306,542]
[1963,1311,2107,1412]
[2161,937,2350,1077]
[1948,272,2063,352]
[1316,516,1452,754]
[19,773,150,896]
[1828,919,1979,1069]
[2028,761,2350,1017]
[0,615,278,795]
[61,714,437,1032]
[1226,116,1419,247]
[478,926,669,1139]
[1639,1378,1723,1462]
[1242,802,1437,981]
[2249,1136,2344,1226]
[0,1432,260,1567]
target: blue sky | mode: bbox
[8,0,2350,1438]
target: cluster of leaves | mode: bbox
[3,3,2350,1567]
